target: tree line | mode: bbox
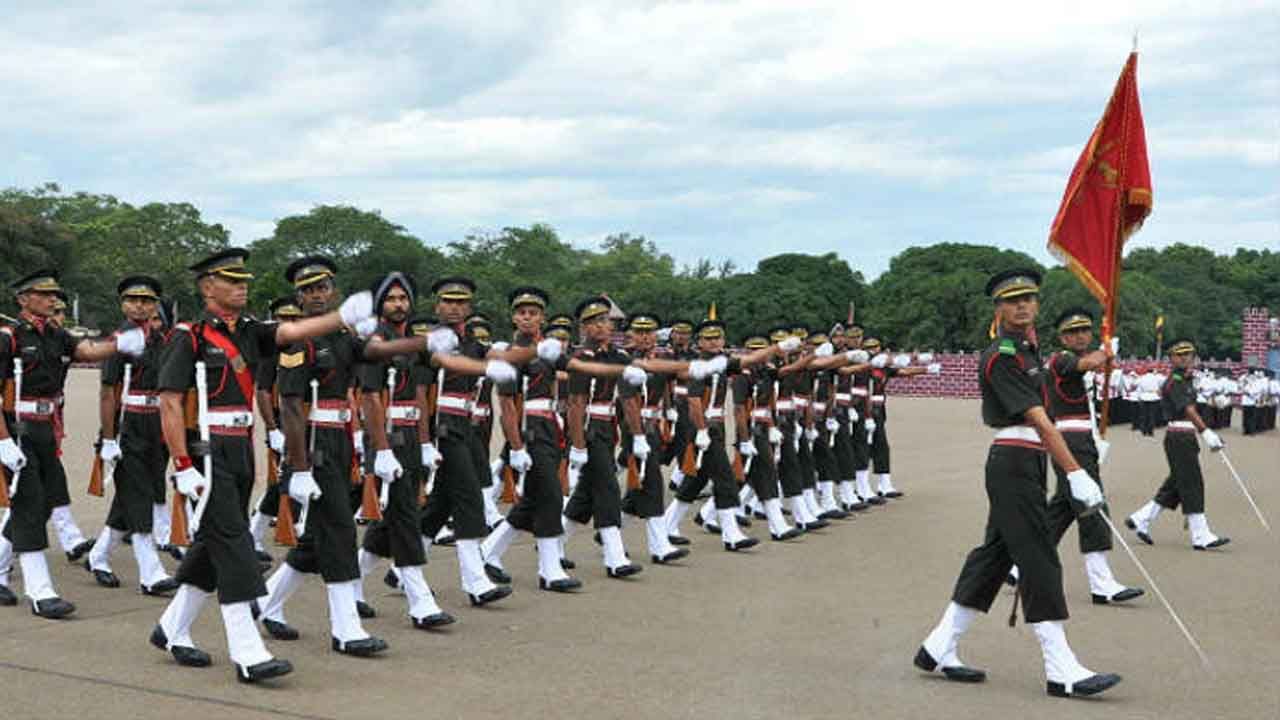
[2,184,1275,359]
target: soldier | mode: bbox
[914,269,1121,699]
[770,325,828,532]
[735,331,802,541]
[83,276,181,596]
[663,318,698,493]
[0,271,146,615]
[806,329,852,521]
[148,249,376,682]
[829,324,870,512]
[465,314,505,531]
[861,336,941,499]
[1125,340,1230,551]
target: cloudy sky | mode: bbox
[2,1,1276,278]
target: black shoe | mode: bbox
[866,495,887,506]
[150,625,211,667]
[844,501,870,512]
[771,528,802,541]
[1092,587,1144,605]
[914,646,986,683]
[84,559,121,588]
[592,531,603,546]
[159,544,185,561]
[0,584,17,606]
[606,563,643,579]
[800,519,829,532]
[735,514,752,528]
[412,611,456,629]
[32,597,76,619]
[435,532,456,547]
[383,568,401,590]
[819,508,850,520]
[66,539,95,563]
[484,563,512,585]
[331,635,388,657]
[356,600,377,619]
[752,511,768,520]
[1046,673,1122,698]
[885,490,904,498]
[140,578,180,596]
[651,548,690,564]
[724,537,760,552]
[703,522,722,534]
[1005,573,1019,588]
[692,514,704,527]
[668,480,679,492]
[668,534,691,546]
[1193,537,1230,550]
[1124,518,1153,545]
[255,549,273,564]
[262,618,300,641]
[559,557,576,571]
[235,658,293,683]
[468,585,513,607]
[538,576,583,592]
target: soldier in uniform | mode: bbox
[861,336,940,499]
[770,326,827,532]
[0,271,146,615]
[1125,340,1230,550]
[829,324,870,512]
[806,330,852,521]
[83,276,181,596]
[734,332,802,541]
[149,249,377,682]
[914,269,1121,699]
[663,319,698,493]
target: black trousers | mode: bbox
[851,415,870,471]
[470,422,494,486]
[362,425,428,567]
[776,415,804,498]
[507,441,568,536]
[283,427,360,583]
[622,426,667,519]
[1047,435,1112,554]
[744,429,780,501]
[1153,434,1205,515]
[2,421,67,552]
[420,423,487,540]
[662,403,693,467]
[869,413,891,474]
[812,427,840,483]
[563,425,623,529]
[833,416,857,479]
[951,444,1068,624]
[105,414,168,535]
[173,434,267,604]
[797,434,817,490]
[674,425,740,510]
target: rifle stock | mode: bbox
[275,494,298,546]
[87,453,104,497]
[501,465,519,503]
[360,472,383,521]
[625,456,641,491]
[168,491,191,547]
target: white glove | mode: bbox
[1066,468,1104,510]
[536,338,563,364]
[427,327,459,355]
[1104,337,1119,355]
[815,342,834,358]
[804,427,819,443]
[665,408,679,423]
[893,354,911,368]
[865,418,877,433]
[847,407,859,423]
[917,352,935,364]
[632,434,651,462]
[420,442,441,469]
[767,427,783,445]
[568,446,589,471]
[1095,438,1112,466]
[738,440,757,457]
[374,448,403,483]
[694,428,711,451]
[1200,428,1224,451]
[114,327,147,357]
[99,438,122,463]
[354,316,380,338]
[871,354,889,369]
[845,349,869,364]
[777,337,802,353]
[927,363,942,375]
[623,365,648,386]
[825,418,839,433]
[352,430,365,460]
[485,360,517,383]
[508,446,533,473]
[0,438,25,473]
[339,291,374,328]
[268,429,286,454]
[490,341,510,352]
[689,355,728,380]
[173,466,207,498]
[288,469,322,504]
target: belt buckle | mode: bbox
[232,414,250,428]
[36,400,52,415]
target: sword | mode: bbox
[103,362,132,490]
[7,359,23,498]
[189,361,214,534]
[696,373,717,470]
[380,367,396,510]
[425,367,444,496]
[517,375,529,497]
[1219,450,1270,532]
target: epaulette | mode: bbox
[998,338,1017,356]
[279,350,306,369]
[173,322,193,333]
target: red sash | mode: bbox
[197,323,255,411]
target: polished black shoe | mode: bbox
[606,563,643,579]
[771,528,802,541]
[651,548,690,564]
[844,501,870,512]
[84,559,121,588]
[1124,518,1153,545]
[735,514,752,528]
[331,635,388,657]
[235,658,293,683]
[1046,673,1122,698]
[592,531,603,546]
[0,584,17,606]
[914,646,986,683]
[799,519,829,532]
[140,578,180,596]
[383,568,401,590]
[668,480,679,492]
[692,514,704,527]
[865,495,887,506]
[559,557,576,571]
[1092,587,1144,605]
[818,508,850,520]
[159,544,185,561]
[32,597,76,619]
[1193,537,1230,550]
[412,611,457,629]
[255,549,273,564]
[752,510,768,520]
[884,490,904,498]
[724,537,760,552]
[702,522,722,534]
[435,531,456,547]
[150,625,211,667]
[668,534,691,546]
[538,576,583,592]
[484,563,512,585]
[1005,572,1019,588]
[262,618,300,641]
[66,539,95,563]
[356,600,377,619]
[468,585,513,607]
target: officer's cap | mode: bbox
[190,249,253,281]
[669,319,695,334]
[1166,339,1196,356]
[432,276,476,301]
[742,333,769,350]
[574,296,612,324]
[1054,307,1094,334]
[986,269,1041,302]
[696,318,726,340]
[269,297,304,319]
[11,269,62,295]
[117,275,162,300]
[508,286,549,311]
[285,256,337,289]
[626,312,661,332]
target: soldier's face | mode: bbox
[671,329,690,347]
[1171,352,1195,370]
[298,278,336,315]
[17,290,57,318]
[629,329,656,352]
[698,335,725,353]
[436,298,471,326]
[121,296,157,324]
[582,316,613,343]
[51,309,66,326]
[832,334,846,349]
[512,305,544,337]
[149,313,163,333]
[381,285,411,324]
[202,276,248,312]
[1059,327,1092,352]
[997,294,1039,330]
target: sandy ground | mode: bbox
[0,369,1277,720]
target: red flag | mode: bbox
[1047,52,1152,322]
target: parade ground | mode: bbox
[0,369,1276,720]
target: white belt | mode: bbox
[436,395,471,412]
[524,398,554,412]
[813,402,827,412]
[673,386,688,397]
[124,393,160,408]
[993,426,1041,443]
[835,393,852,402]
[705,407,725,420]
[1054,419,1093,432]
[15,399,56,416]
[471,406,491,419]
[851,388,868,397]
[641,407,661,420]
[308,407,352,424]
[1167,420,1196,432]
[775,400,794,412]
[388,405,421,421]
[872,395,886,404]
[587,403,615,418]
[751,408,773,421]
[207,410,254,428]
[793,398,810,408]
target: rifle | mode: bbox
[188,361,214,534]
[5,359,26,502]
[90,362,131,496]
[694,373,717,471]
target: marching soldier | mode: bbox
[1125,339,1230,550]
[734,331,801,541]
[807,329,852,521]
[861,336,941,499]
[83,276,181,596]
[829,324,869,512]
[771,326,827,531]
[0,271,146,616]
[663,318,698,493]
[914,269,1121,699]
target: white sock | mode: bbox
[1032,620,1094,686]
[645,518,677,558]
[399,565,444,619]
[1128,500,1162,531]
[260,563,305,624]
[818,481,839,511]
[789,495,815,525]
[763,498,792,536]
[326,580,370,643]
[152,503,170,547]
[50,505,87,552]
[878,473,896,494]
[355,549,382,603]
[0,512,12,585]
[248,509,270,551]
[1083,552,1125,597]
[837,480,858,506]
[921,602,979,669]
[456,539,497,596]
[697,500,717,530]
[132,534,170,588]
[481,521,518,570]
[20,551,57,601]
[88,526,123,572]
[159,584,209,648]
[803,488,822,517]
[536,537,571,582]
[481,487,504,528]
[598,526,629,569]
[221,601,273,668]
[855,470,873,500]
[1187,513,1220,546]
[663,499,690,537]
[718,509,748,544]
